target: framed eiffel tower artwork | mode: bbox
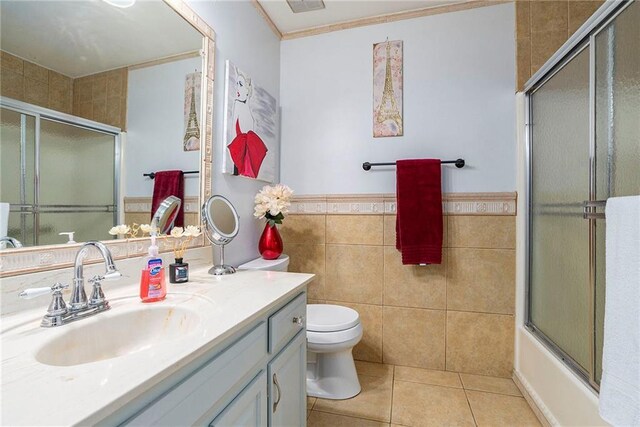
[222,61,279,183]
[373,39,403,137]
[183,71,201,151]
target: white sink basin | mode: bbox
[35,304,203,366]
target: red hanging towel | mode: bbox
[151,170,184,227]
[395,159,443,265]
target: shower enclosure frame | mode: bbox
[1,97,121,246]
[523,0,634,392]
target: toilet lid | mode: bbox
[307,304,360,332]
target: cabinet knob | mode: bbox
[292,316,304,325]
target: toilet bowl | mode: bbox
[238,255,363,400]
[306,304,362,399]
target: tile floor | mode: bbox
[306,361,541,427]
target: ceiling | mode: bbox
[0,0,202,78]
[257,0,466,35]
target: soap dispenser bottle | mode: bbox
[140,230,166,303]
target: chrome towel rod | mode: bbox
[143,170,199,179]
[362,158,465,171]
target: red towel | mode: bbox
[395,159,443,265]
[151,170,184,227]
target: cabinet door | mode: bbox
[268,331,306,427]
[210,371,268,427]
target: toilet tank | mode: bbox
[238,255,290,272]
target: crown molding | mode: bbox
[251,0,283,40]
[255,0,512,42]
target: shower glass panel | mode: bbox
[0,100,119,246]
[0,107,36,245]
[39,118,115,206]
[39,212,114,245]
[529,47,591,371]
[593,0,640,383]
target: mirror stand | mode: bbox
[209,244,236,275]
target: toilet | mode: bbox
[238,255,363,400]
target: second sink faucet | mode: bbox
[71,241,122,311]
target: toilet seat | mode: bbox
[307,323,363,345]
[307,304,360,332]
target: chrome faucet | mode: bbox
[0,236,23,248]
[71,241,121,310]
[19,241,122,327]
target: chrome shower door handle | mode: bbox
[272,373,282,413]
[583,200,607,220]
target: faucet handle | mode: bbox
[88,276,109,308]
[19,283,69,300]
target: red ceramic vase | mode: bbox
[259,223,283,260]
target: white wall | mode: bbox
[280,3,516,195]
[125,57,202,197]
[188,0,281,266]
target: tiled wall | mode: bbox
[73,68,128,130]
[0,51,73,114]
[1,50,128,129]
[516,0,604,90]
[281,213,516,378]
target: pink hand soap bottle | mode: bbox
[140,229,166,303]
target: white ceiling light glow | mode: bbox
[102,0,136,8]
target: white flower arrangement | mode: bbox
[108,223,152,239]
[167,225,202,259]
[254,184,293,226]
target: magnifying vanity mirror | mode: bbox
[153,196,182,235]
[202,195,239,276]
[0,0,215,276]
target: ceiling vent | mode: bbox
[286,0,326,14]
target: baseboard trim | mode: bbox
[513,370,556,427]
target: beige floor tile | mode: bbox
[328,301,383,362]
[308,396,317,410]
[327,215,383,245]
[355,361,394,379]
[313,374,393,422]
[391,380,475,426]
[394,366,462,389]
[466,390,541,427]
[460,373,521,396]
[383,247,446,310]
[383,306,445,370]
[308,410,390,426]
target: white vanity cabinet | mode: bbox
[113,291,307,427]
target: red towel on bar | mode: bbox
[395,159,443,265]
[151,170,184,227]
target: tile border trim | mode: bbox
[124,196,200,214]
[0,235,204,278]
[289,192,517,216]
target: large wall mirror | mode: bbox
[0,0,214,276]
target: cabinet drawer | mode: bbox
[268,293,306,354]
[123,322,267,426]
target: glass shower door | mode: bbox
[38,118,116,245]
[593,0,640,383]
[0,107,36,246]
[529,47,592,373]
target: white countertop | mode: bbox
[1,268,313,426]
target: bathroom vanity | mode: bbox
[0,268,313,426]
